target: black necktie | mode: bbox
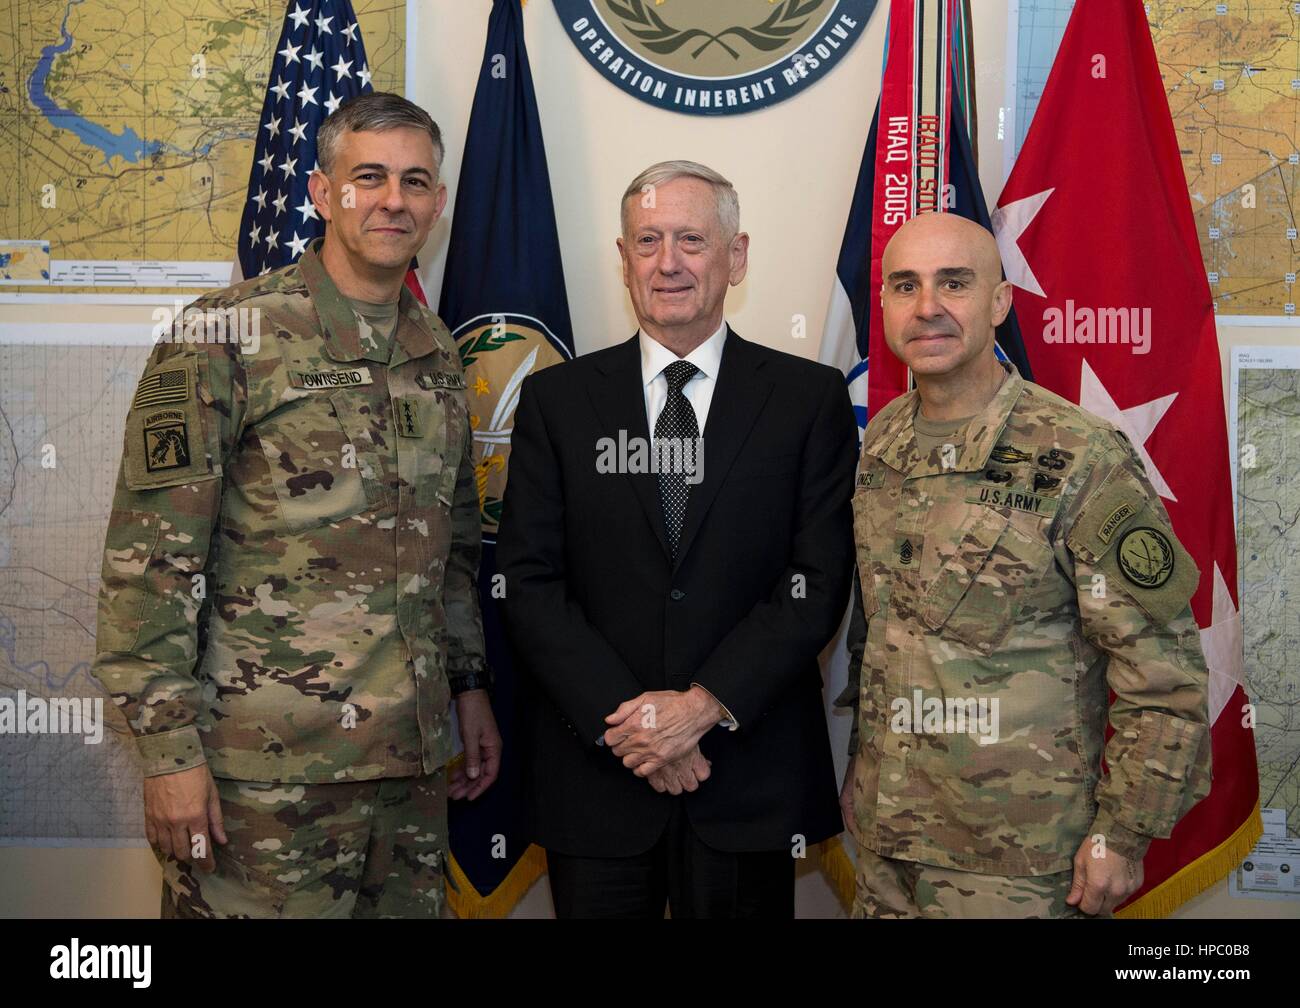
[654,360,700,558]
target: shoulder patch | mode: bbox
[141,408,192,472]
[124,356,218,491]
[1098,501,1139,544]
[1068,461,1199,623]
[1116,526,1176,589]
[132,366,189,410]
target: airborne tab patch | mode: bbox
[123,356,214,490]
[142,409,191,471]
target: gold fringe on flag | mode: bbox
[446,843,548,919]
[817,804,1264,919]
[1115,803,1264,919]
[818,837,857,915]
[441,751,548,918]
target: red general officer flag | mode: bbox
[993,0,1262,917]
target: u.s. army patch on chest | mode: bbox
[967,485,1060,517]
[415,370,466,391]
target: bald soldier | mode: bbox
[90,93,500,918]
[836,212,1212,918]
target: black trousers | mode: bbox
[545,800,795,919]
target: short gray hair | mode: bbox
[621,160,740,238]
[316,91,444,176]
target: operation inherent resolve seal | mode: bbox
[553,0,877,116]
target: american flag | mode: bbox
[237,0,374,279]
[132,367,189,409]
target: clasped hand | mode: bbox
[603,687,723,793]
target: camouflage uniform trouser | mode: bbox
[851,843,1094,919]
[159,770,448,919]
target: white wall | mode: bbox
[0,0,1294,919]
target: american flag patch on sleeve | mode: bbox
[132,367,190,410]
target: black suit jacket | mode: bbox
[496,328,856,856]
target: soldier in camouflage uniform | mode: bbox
[90,93,500,918]
[837,212,1211,918]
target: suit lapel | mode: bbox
[587,335,673,559]
[673,329,773,568]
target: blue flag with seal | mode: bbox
[438,0,574,918]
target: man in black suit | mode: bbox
[496,160,856,918]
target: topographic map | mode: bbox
[0,0,406,292]
[1234,348,1300,843]
[1013,0,1299,317]
[0,338,153,841]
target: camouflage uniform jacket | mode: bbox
[91,237,487,782]
[838,365,1211,874]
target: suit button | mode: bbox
[670,589,686,601]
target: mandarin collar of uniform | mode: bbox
[866,360,1024,477]
[298,236,442,366]
[390,282,444,367]
[960,362,1024,472]
[863,388,920,473]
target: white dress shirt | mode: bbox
[634,319,738,732]
[639,320,728,433]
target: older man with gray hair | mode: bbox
[497,160,857,918]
